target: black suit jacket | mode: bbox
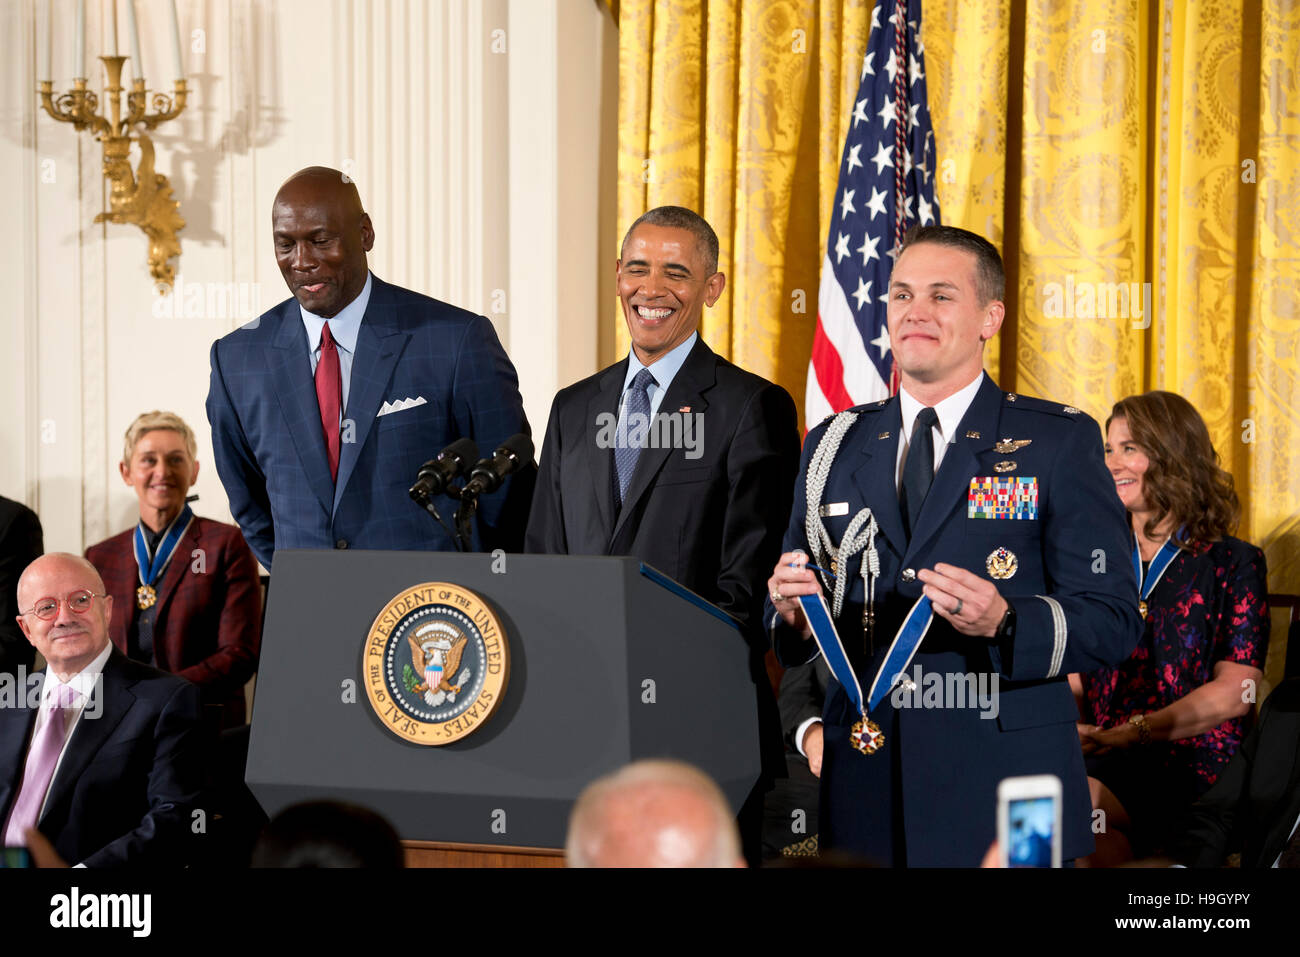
[0,496,43,675]
[778,657,831,753]
[525,337,801,776]
[1172,678,1300,868]
[0,648,207,867]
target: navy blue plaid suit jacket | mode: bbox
[206,276,531,568]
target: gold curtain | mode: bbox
[614,0,1300,686]
[614,0,874,398]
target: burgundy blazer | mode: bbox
[86,515,261,730]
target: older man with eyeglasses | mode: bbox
[0,553,207,867]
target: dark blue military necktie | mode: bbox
[899,406,939,539]
[614,367,657,511]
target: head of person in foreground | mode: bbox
[565,759,745,868]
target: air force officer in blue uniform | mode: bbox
[767,226,1141,866]
[206,168,530,568]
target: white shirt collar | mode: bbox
[899,370,985,448]
[299,271,373,356]
[41,641,112,706]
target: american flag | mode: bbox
[806,0,941,425]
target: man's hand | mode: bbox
[23,828,68,868]
[917,563,1007,637]
[767,551,823,637]
[801,722,824,777]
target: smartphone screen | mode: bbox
[1005,796,1056,868]
[0,846,33,868]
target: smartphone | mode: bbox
[0,846,33,868]
[997,774,1062,868]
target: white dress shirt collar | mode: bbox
[41,641,113,706]
[896,371,985,485]
[899,371,985,451]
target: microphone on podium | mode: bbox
[409,437,479,550]
[409,437,479,505]
[459,434,535,501]
[453,434,534,552]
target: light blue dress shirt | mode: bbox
[300,272,374,416]
[619,331,698,419]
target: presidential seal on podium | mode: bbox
[363,582,510,745]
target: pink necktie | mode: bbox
[2,683,80,846]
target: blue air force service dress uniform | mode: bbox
[770,375,1142,865]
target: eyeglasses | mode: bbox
[21,590,106,621]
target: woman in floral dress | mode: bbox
[1072,391,1269,865]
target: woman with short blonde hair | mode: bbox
[84,411,262,730]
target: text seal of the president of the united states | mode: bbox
[363,582,509,745]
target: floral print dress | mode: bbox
[1081,535,1270,804]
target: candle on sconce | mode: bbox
[168,0,183,80]
[107,0,118,56]
[75,0,86,78]
[38,0,52,81]
[36,0,190,288]
[126,0,143,83]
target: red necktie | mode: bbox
[316,322,342,482]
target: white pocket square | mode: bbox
[376,396,428,417]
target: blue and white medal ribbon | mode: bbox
[864,595,935,712]
[133,504,194,610]
[797,590,935,756]
[1131,536,1180,619]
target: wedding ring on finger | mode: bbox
[953,598,963,616]
[771,590,785,603]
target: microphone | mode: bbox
[409,437,479,504]
[460,434,534,499]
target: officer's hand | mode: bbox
[802,722,825,777]
[918,563,1008,637]
[768,550,821,637]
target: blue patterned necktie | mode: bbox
[614,367,657,511]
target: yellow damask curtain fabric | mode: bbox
[616,0,1299,685]
[615,0,873,397]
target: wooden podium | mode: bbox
[402,840,564,868]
